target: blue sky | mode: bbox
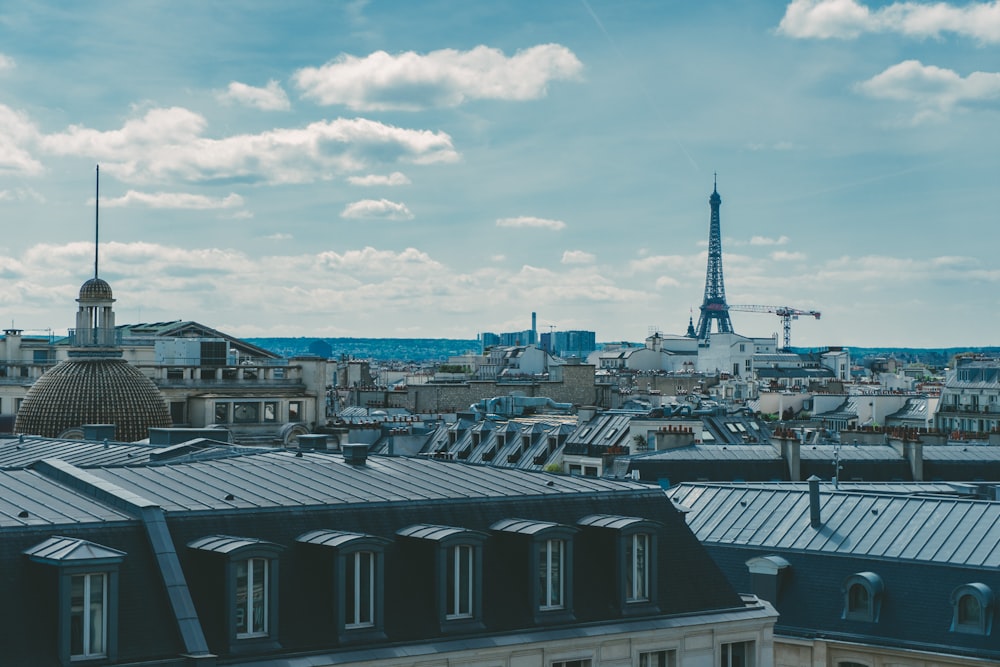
[0,1,997,347]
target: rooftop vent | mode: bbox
[343,443,369,465]
[297,434,328,451]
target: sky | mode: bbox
[0,1,998,348]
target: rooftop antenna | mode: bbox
[94,164,100,279]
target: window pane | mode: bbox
[447,544,473,618]
[359,552,373,625]
[346,553,357,625]
[848,583,869,613]
[236,560,249,634]
[233,402,260,423]
[627,533,649,602]
[70,574,85,655]
[640,650,676,667]
[251,558,267,633]
[458,545,471,615]
[540,539,564,609]
[88,574,106,654]
[959,594,981,625]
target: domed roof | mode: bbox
[15,358,171,442]
[79,277,114,301]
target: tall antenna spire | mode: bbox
[94,164,100,280]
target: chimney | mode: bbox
[808,475,822,528]
[343,443,368,465]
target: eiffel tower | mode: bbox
[693,175,734,341]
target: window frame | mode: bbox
[638,648,677,667]
[951,582,994,635]
[842,572,884,622]
[719,639,756,667]
[235,556,269,638]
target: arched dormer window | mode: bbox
[951,583,994,635]
[842,572,883,622]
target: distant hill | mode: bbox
[247,338,1000,367]
[246,337,481,362]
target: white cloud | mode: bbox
[0,188,45,203]
[770,250,806,261]
[0,54,15,70]
[491,254,506,262]
[750,235,790,246]
[100,190,244,209]
[264,233,292,241]
[778,0,1000,43]
[293,44,583,111]
[496,215,566,231]
[857,60,1000,121]
[218,80,291,111]
[40,107,459,185]
[347,171,411,186]
[561,250,595,264]
[341,198,414,220]
[0,104,44,175]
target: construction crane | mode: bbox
[727,305,821,350]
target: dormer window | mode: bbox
[24,536,126,667]
[842,572,883,622]
[491,518,577,625]
[951,583,994,635]
[296,529,389,643]
[578,514,660,616]
[187,535,284,653]
[396,524,487,633]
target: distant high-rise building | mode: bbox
[693,176,734,341]
[543,330,596,358]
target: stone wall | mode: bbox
[373,365,598,413]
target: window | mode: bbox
[263,401,277,423]
[491,518,577,624]
[296,529,388,642]
[951,583,994,635]
[233,401,260,423]
[70,572,107,659]
[24,536,125,666]
[288,401,302,422]
[447,544,474,618]
[553,661,591,667]
[720,640,755,667]
[187,535,283,651]
[236,557,268,637]
[345,551,375,628]
[640,650,677,667]
[626,533,650,603]
[842,572,883,622]
[396,524,486,632]
[539,539,564,609]
[215,401,230,423]
[577,514,660,615]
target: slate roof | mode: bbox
[632,444,781,461]
[0,435,158,468]
[668,482,1000,567]
[0,468,135,527]
[76,451,650,513]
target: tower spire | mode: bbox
[693,176,734,341]
[94,164,100,280]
